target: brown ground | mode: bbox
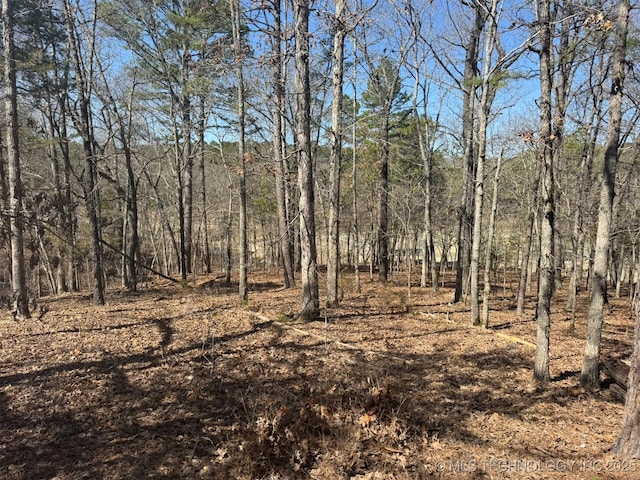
[0,270,638,480]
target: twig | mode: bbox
[245,311,414,365]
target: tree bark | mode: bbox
[271,0,295,288]
[63,0,105,305]
[294,0,319,320]
[516,157,542,315]
[232,0,248,301]
[198,96,212,274]
[470,0,497,326]
[534,0,554,384]
[408,11,439,292]
[2,0,30,318]
[351,41,361,294]
[95,59,140,291]
[377,113,390,283]
[482,150,503,328]
[418,115,438,291]
[613,270,640,457]
[181,101,194,279]
[326,0,347,308]
[225,186,233,285]
[567,107,600,311]
[581,0,630,390]
[454,2,484,303]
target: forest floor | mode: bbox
[0,270,637,480]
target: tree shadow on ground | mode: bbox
[0,294,624,480]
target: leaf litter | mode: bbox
[0,272,636,479]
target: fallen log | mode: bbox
[601,358,630,401]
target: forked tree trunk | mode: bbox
[581,0,630,390]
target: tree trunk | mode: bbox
[198,96,212,274]
[271,0,295,288]
[567,112,599,311]
[294,0,319,320]
[612,271,640,457]
[351,46,361,294]
[377,113,390,283]
[516,157,542,315]
[176,114,188,282]
[96,61,140,291]
[534,0,554,384]
[58,96,79,291]
[225,187,233,286]
[482,150,503,328]
[0,125,8,252]
[182,103,194,278]
[470,0,497,326]
[144,167,180,275]
[453,4,483,304]
[326,0,346,308]
[581,0,630,390]
[232,0,248,301]
[2,0,30,318]
[549,1,572,295]
[124,139,139,292]
[63,0,105,305]
[410,26,439,292]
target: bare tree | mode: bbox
[197,96,212,274]
[581,0,630,390]
[232,0,248,301]
[468,0,526,326]
[294,0,320,319]
[269,0,295,288]
[62,0,105,305]
[533,0,554,384]
[516,152,542,315]
[453,1,485,303]
[470,0,498,326]
[481,149,503,328]
[326,0,348,308]
[2,0,30,318]
[359,13,411,284]
[350,36,361,294]
[94,63,141,292]
[403,0,440,291]
[566,55,604,312]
